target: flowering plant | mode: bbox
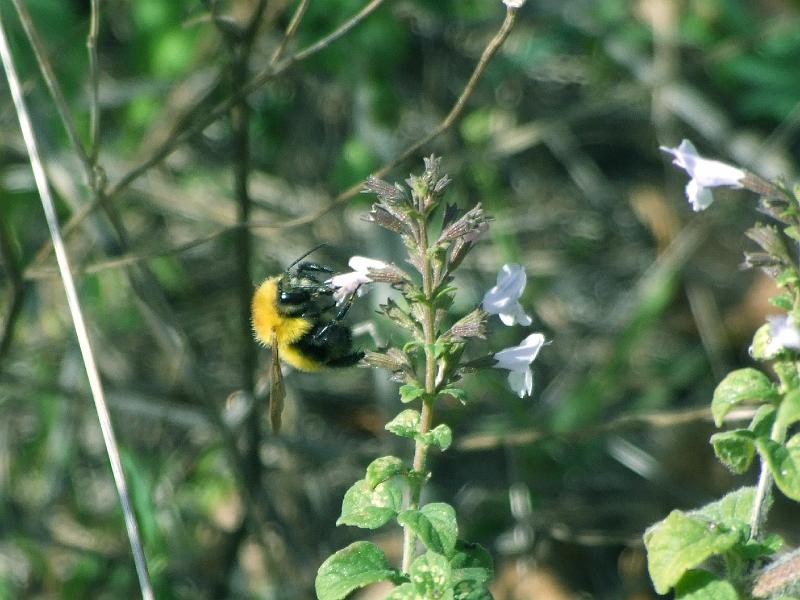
[314,157,545,600]
[645,140,800,599]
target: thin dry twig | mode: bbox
[0,13,154,600]
[40,0,387,254]
[457,406,758,452]
[246,4,521,230]
[24,5,521,279]
[270,0,311,65]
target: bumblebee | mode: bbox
[251,248,364,431]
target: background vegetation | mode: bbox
[1,0,800,598]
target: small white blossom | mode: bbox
[503,0,526,7]
[494,333,546,398]
[482,264,532,326]
[327,256,387,305]
[660,139,745,211]
[767,315,800,354]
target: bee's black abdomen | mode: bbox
[292,322,361,368]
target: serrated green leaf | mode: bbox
[315,542,398,600]
[778,389,800,432]
[710,430,756,474]
[757,439,800,501]
[692,486,757,526]
[674,569,739,599]
[386,410,421,438]
[398,503,458,556]
[712,369,778,427]
[338,479,403,529]
[384,582,419,599]
[410,551,453,599]
[400,384,426,404]
[644,510,742,594]
[366,456,407,489]
[421,424,452,451]
[750,405,777,437]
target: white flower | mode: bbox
[767,315,800,354]
[327,256,387,305]
[494,333,546,398]
[660,139,745,211]
[482,264,532,326]
[503,0,526,7]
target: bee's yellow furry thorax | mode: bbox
[251,276,323,371]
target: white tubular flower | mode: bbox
[327,256,388,305]
[482,263,532,326]
[660,139,745,212]
[767,315,800,354]
[493,333,546,398]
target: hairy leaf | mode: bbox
[315,542,398,600]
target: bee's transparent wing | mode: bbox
[270,331,285,432]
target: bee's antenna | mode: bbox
[287,243,327,271]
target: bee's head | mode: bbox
[277,246,335,312]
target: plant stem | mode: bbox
[750,412,787,541]
[401,203,437,574]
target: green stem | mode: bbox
[401,202,437,574]
[749,409,787,541]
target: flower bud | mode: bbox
[443,308,488,340]
[363,175,407,204]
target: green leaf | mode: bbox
[400,384,426,404]
[740,532,783,560]
[421,424,453,451]
[410,551,453,599]
[315,542,398,600]
[712,369,778,427]
[674,570,739,600]
[453,582,493,600]
[384,582,419,599]
[366,456,407,489]
[770,293,794,312]
[450,540,494,575]
[757,439,800,500]
[750,405,777,437]
[692,486,757,526]
[440,387,467,405]
[777,267,800,286]
[750,324,777,361]
[386,410,421,438]
[777,389,800,432]
[338,479,403,529]
[710,430,756,474]
[398,503,458,556]
[644,510,742,594]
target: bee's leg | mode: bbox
[312,291,359,340]
[325,351,365,368]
